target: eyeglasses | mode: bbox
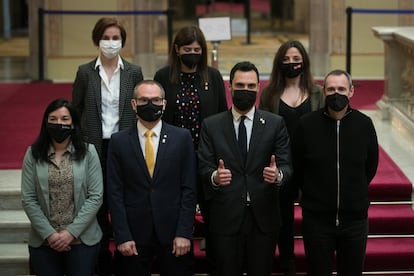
[135,97,164,106]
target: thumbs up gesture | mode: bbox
[213,159,232,186]
[263,155,279,184]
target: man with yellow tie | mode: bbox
[106,80,197,276]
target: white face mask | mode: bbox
[99,40,122,59]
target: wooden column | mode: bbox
[309,0,330,77]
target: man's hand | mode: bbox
[117,240,138,256]
[172,237,191,257]
[214,159,232,186]
[263,154,279,184]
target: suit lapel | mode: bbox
[246,110,266,166]
[223,110,243,163]
[36,160,50,216]
[119,60,130,119]
[72,154,84,210]
[90,61,103,121]
[128,124,152,183]
[153,124,169,180]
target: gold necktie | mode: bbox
[144,130,155,177]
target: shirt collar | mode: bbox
[231,107,255,121]
[137,120,163,138]
[47,142,73,158]
[94,56,124,70]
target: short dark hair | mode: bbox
[31,98,86,162]
[323,69,353,88]
[229,61,260,84]
[134,79,166,99]
[92,17,126,47]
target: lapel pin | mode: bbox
[260,118,265,124]
[162,134,167,144]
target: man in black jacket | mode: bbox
[292,69,379,276]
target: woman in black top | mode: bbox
[259,40,323,276]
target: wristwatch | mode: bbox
[275,170,283,185]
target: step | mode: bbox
[293,204,414,235]
[368,204,414,234]
[0,243,30,276]
[369,181,413,202]
[0,210,29,243]
[195,204,414,238]
[0,170,22,210]
[193,237,414,274]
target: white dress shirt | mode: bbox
[95,56,124,139]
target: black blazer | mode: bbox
[72,58,143,157]
[107,122,197,246]
[153,65,228,125]
[198,109,292,235]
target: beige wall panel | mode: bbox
[347,1,399,54]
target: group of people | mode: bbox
[21,16,379,276]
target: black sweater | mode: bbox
[292,107,379,222]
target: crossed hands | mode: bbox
[213,155,279,186]
[47,229,74,252]
[117,237,191,257]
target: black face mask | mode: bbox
[325,93,349,112]
[280,62,304,78]
[47,123,72,143]
[232,90,257,112]
[136,102,163,122]
[180,54,201,69]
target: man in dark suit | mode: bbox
[198,61,292,276]
[107,80,197,276]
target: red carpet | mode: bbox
[0,83,72,169]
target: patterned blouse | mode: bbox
[175,72,201,148]
[48,145,74,232]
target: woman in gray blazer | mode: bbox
[21,98,103,276]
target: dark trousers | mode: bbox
[197,177,216,276]
[117,232,194,276]
[302,211,368,276]
[211,206,278,276]
[277,183,296,261]
[97,139,113,276]
[29,243,100,276]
